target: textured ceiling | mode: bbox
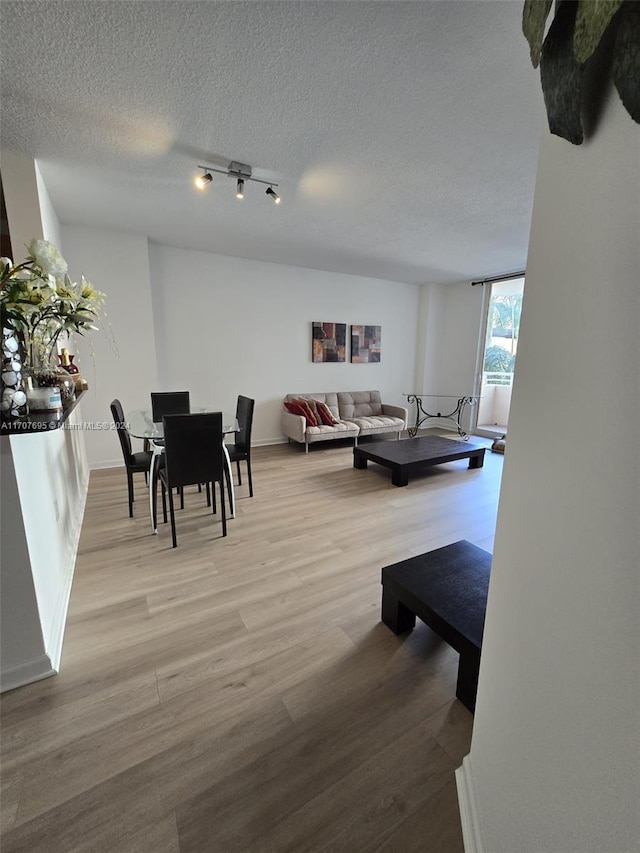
[1,1,542,285]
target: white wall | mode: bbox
[57,232,419,465]
[61,226,158,467]
[477,383,512,428]
[436,282,485,395]
[415,280,485,432]
[457,87,640,850]
[149,245,420,446]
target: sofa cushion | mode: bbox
[306,421,358,437]
[337,390,383,419]
[345,415,405,433]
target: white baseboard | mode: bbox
[456,756,484,853]
[0,654,56,693]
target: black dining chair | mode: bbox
[153,412,227,547]
[150,390,190,422]
[150,390,191,505]
[110,398,153,518]
[226,395,255,497]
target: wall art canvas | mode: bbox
[312,321,347,363]
[351,325,381,363]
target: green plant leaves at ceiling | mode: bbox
[540,1,585,145]
[574,0,624,62]
[613,1,640,121]
[525,0,640,144]
[523,0,553,67]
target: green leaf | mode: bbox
[574,0,623,63]
[613,1,640,123]
[523,0,554,67]
[541,1,585,144]
[2,309,28,330]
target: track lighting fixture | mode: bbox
[193,161,280,204]
[194,171,213,190]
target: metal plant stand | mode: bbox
[405,394,480,440]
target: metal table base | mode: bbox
[405,394,480,440]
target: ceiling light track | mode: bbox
[194,161,280,203]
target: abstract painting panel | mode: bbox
[351,325,381,363]
[312,321,347,363]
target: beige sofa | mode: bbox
[282,390,407,453]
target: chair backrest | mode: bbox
[162,412,224,489]
[110,398,133,463]
[151,391,190,422]
[235,395,255,451]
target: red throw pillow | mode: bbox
[305,398,320,422]
[314,400,339,425]
[290,397,318,426]
[284,401,306,419]
[284,401,316,426]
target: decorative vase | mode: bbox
[1,326,29,421]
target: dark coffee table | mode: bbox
[353,435,485,486]
[381,540,491,711]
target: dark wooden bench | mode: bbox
[381,540,491,712]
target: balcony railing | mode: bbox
[483,371,513,387]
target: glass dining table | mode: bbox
[127,408,239,534]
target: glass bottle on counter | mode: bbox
[59,347,79,374]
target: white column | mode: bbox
[1,154,90,691]
[457,87,640,850]
[0,150,46,251]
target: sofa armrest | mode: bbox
[281,409,307,443]
[382,404,408,427]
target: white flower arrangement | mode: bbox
[0,239,106,366]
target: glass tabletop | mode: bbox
[403,393,481,399]
[127,408,238,439]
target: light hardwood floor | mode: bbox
[0,436,502,853]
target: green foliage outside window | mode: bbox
[484,345,516,374]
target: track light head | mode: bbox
[195,171,213,190]
[236,178,245,199]
[266,186,281,204]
